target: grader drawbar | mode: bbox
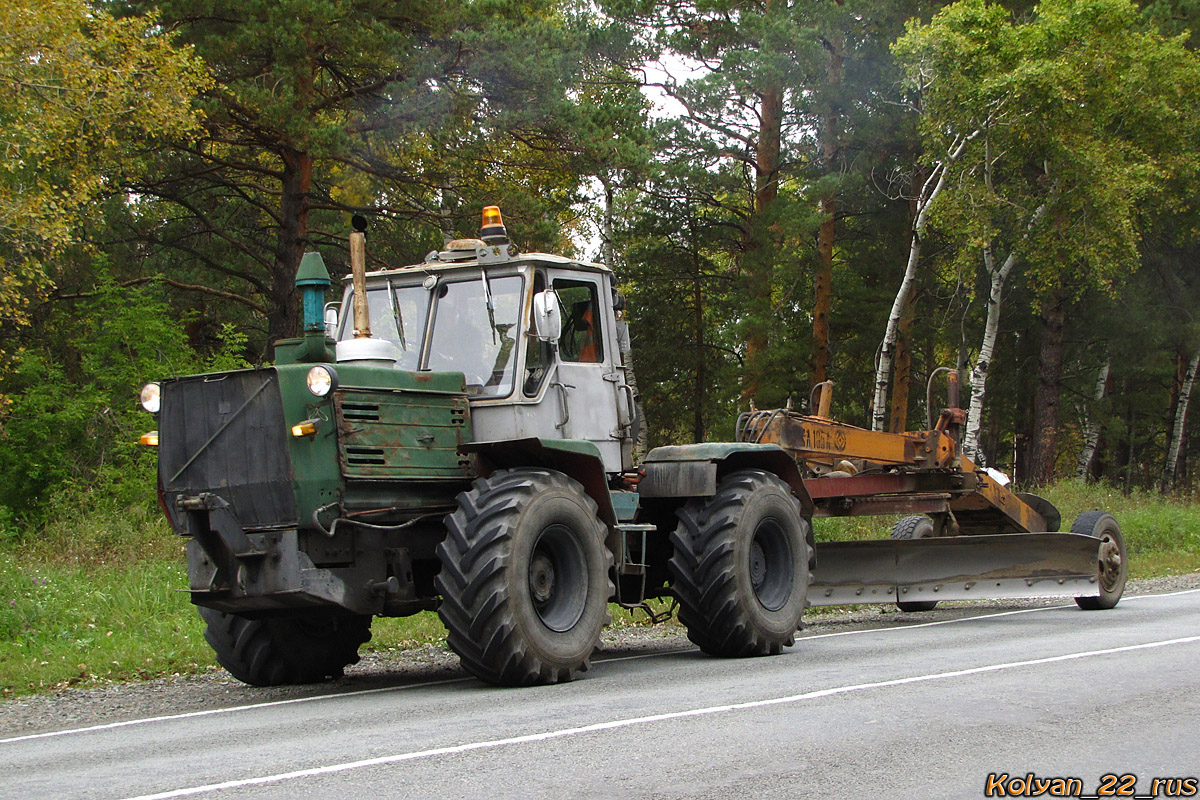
[737,378,1126,611]
[140,207,1126,689]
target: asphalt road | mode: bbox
[4,589,1199,800]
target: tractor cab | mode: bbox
[331,207,638,474]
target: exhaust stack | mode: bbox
[351,214,371,338]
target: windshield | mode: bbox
[341,273,524,397]
[427,275,523,396]
[341,283,430,371]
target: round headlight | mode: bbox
[140,382,161,413]
[306,365,337,397]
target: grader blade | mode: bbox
[808,532,1104,607]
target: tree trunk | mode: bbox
[438,176,455,245]
[1028,293,1066,485]
[600,172,615,269]
[962,199,1051,460]
[1163,349,1200,491]
[1123,401,1137,494]
[1076,357,1110,479]
[811,34,842,388]
[812,194,834,387]
[743,83,783,401]
[871,136,975,431]
[962,248,1011,462]
[888,287,916,432]
[269,147,312,348]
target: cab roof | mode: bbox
[343,251,612,283]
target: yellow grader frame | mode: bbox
[737,378,1126,610]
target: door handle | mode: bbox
[553,380,572,429]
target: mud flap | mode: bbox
[808,533,1104,607]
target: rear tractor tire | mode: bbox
[891,515,939,613]
[199,607,371,687]
[435,468,613,686]
[1071,511,1128,610]
[669,470,812,657]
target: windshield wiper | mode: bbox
[387,278,406,350]
[480,268,497,344]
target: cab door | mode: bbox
[545,273,631,471]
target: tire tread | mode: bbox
[435,468,613,686]
[668,470,811,657]
[199,607,371,686]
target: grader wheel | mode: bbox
[1070,511,1128,610]
[891,515,939,612]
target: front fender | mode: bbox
[639,442,813,516]
[462,438,616,527]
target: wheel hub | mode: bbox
[749,519,794,612]
[529,552,556,604]
[528,524,588,632]
[1098,534,1122,592]
[749,540,767,588]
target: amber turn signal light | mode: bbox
[291,419,320,438]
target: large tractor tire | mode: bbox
[198,607,371,686]
[1071,511,1128,610]
[891,515,939,613]
[435,468,613,686]
[669,469,811,657]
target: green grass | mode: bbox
[0,505,215,697]
[1040,480,1200,577]
[2,479,1198,698]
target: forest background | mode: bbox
[4,0,1200,535]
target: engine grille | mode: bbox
[158,369,297,531]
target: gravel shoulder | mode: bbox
[3,573,1197,739]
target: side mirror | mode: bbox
[324,303,340,338]
[532,291,562,342]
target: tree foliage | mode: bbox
[0,0,209,332]
[893,0,1200,465]
[6,0,1200,530]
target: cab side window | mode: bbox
[524,272,553,397]
[555,280,603,363]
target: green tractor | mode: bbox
[141,208,814,686]
[141,207,1125,687]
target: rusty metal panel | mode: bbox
[759,416,915,465]
[335,390,471,479]
[810,493,952,518]
[950,456,1048,533]
[805,473,925,499]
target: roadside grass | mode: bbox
[0,504,214,697]
[1041,480,1200,574]
[2,479,1198,698]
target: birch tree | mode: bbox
[1163,349,1200,489]
[1076,358,1110,479]
[893,0,1200,461]
[870,129,975,431]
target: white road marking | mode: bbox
[119,634,1200,800]
[3,587,1196,746]
[1124,587,1200,599]
[798,587,1200,641]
